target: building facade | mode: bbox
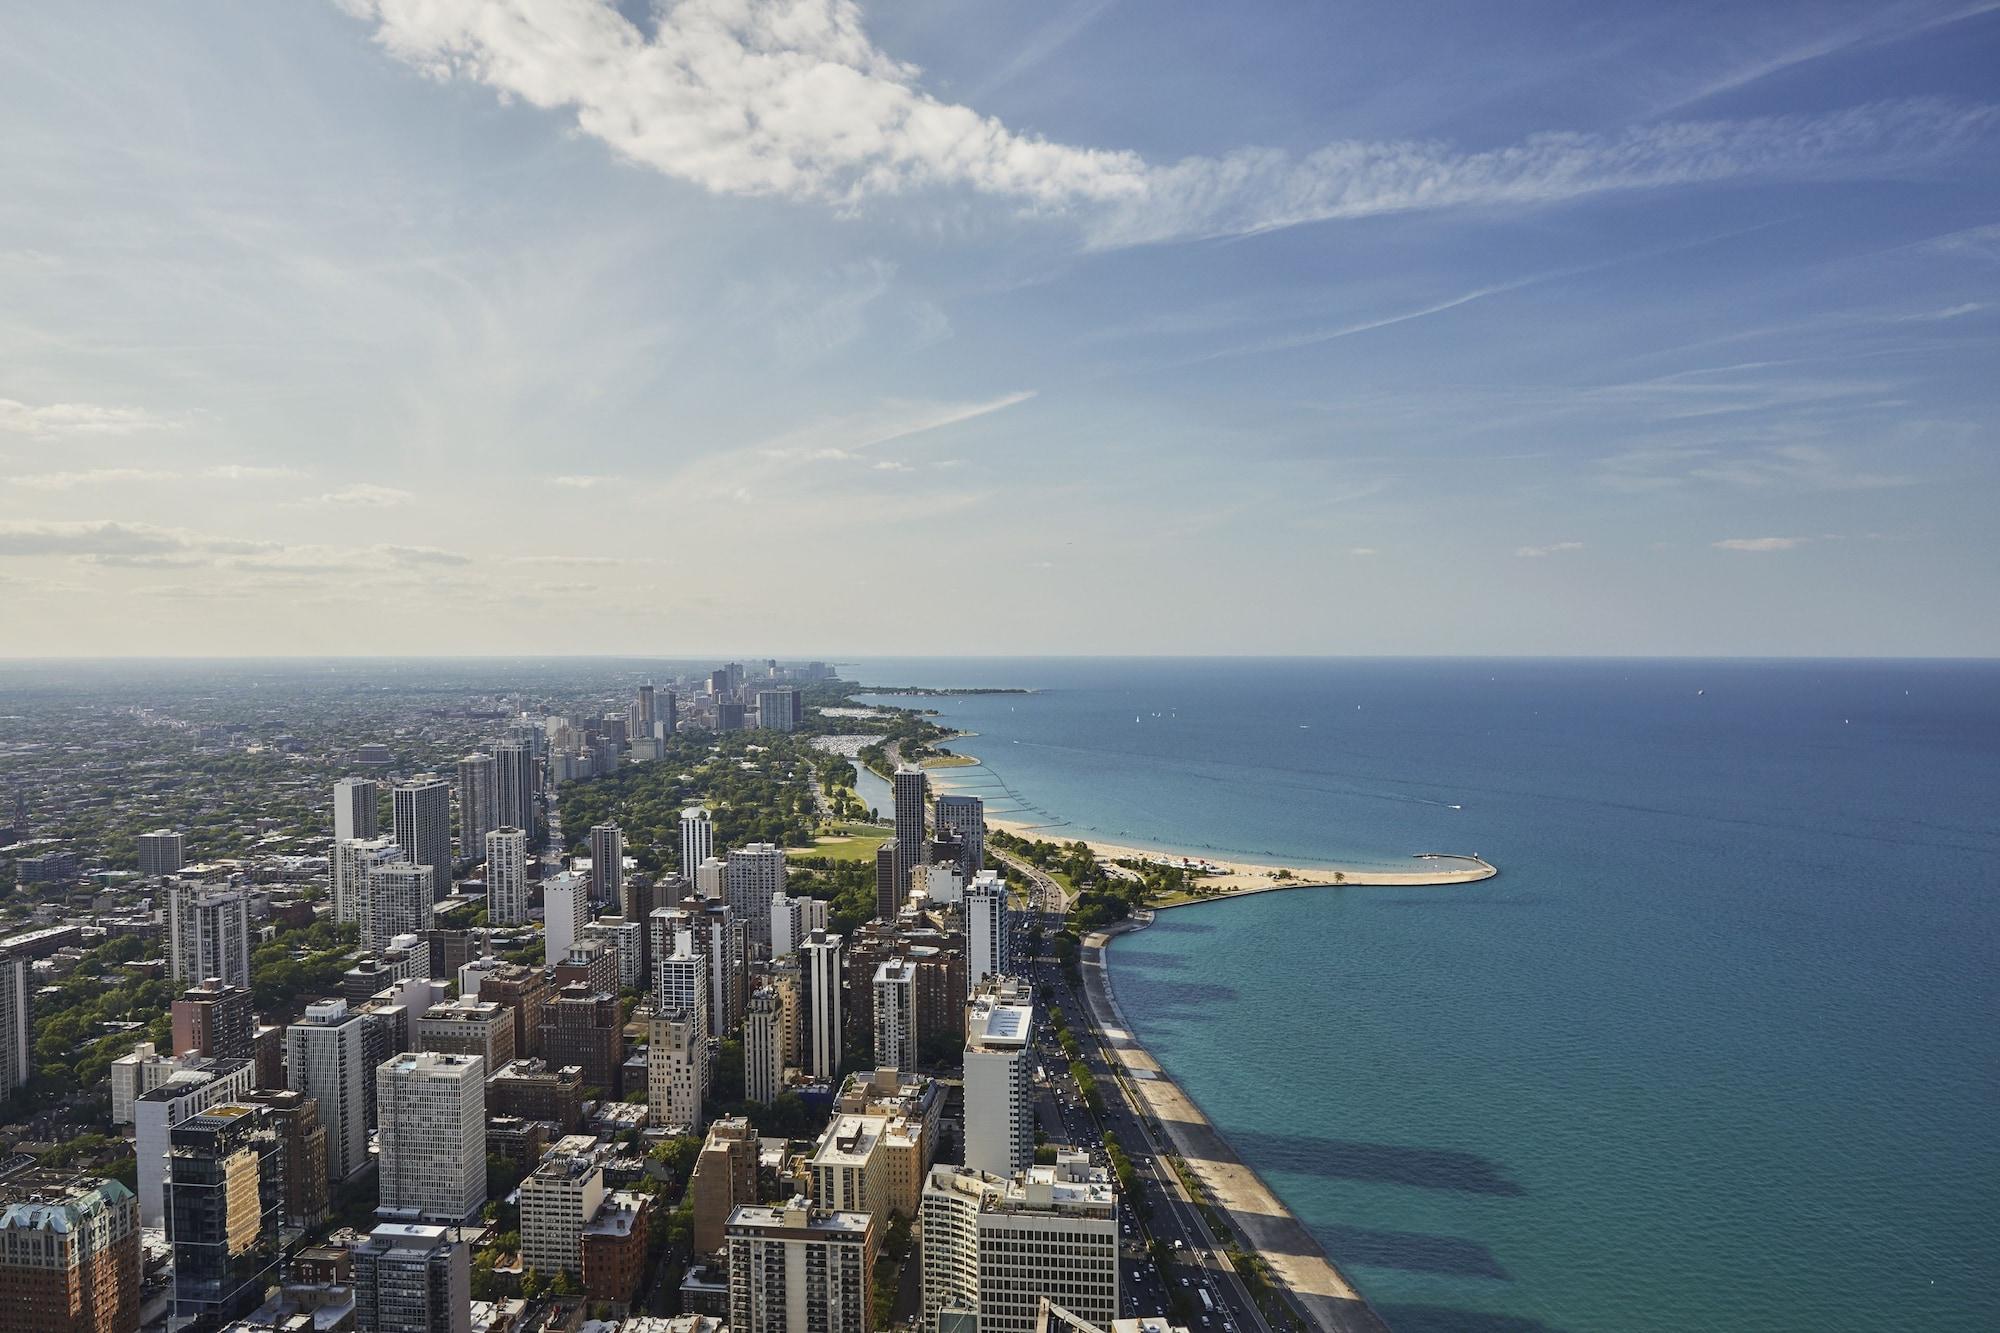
[376,1052,487,1224]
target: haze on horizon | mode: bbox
[2,1,1997,659]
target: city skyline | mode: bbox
[3,1,1997,657]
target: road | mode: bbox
[1022,910,1283,1333]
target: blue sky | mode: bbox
[1,0,1995,656]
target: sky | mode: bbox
[1,0,1996,657]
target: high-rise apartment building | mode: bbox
[963,979,1035,1180]
[0,1172,139,1333]
[769,890,827,959]
[679,807,714,879]
[634,684,657,736]
[690,1117,758,1258]
[810,1114,889,1217]
[0,956,27,1102]
[693,899,745,1039]
[726,1200,875,1333]
[351,1223,471,1333]
[589,824,624,909]
[933,795,986,876]
[393,776,453,899]
[233,1088,330,1231]
[873,958,919,1072]
[457,753,497,864]
[543,870,588,968]
[695,855,727,901]
[132,1058,257,1227]
[802,931,844,1082]
[171,980,253,1061]
[520,1136,606,1280]
[744,987,783,1105]
[333,836,403,932]
[333,777,379,844]
[137,829,184,877]
[893,766,927,899]
[493,742,538,842]
[364,860,434,950]
[414,996,516,1072]
[539,984,624,1098]
[754,688,801,733]
[485,827,528,925]
[874,839,901,922]
[646,1007,707,1130]
[651,913,710,1032]
[920,1156,1118,1333]
[724,844,785,948]
[165,882,253,992]
[165,1103,284,1329]
[965,872,1010,997]
[284,998,370,1183]
[377,1052,487,1224]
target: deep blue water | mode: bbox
[853,658,2000,1333]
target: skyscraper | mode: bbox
[393,776,453,899]
[0,1170,140,1333]
[456,752,497,864]
[171,980,254,1061]
[633,684,657,735]
[696,899,745,1039]
[589,823,624,909]
[544,871,588,968]
[364,861,435,951]
[284,999,369,1182]
[333,777,379,844]
[802,930,844,1082]
[933,795,986,876]
[873,958,918,1072]
[725,844,785,947]
[874,839,901,922]
[646,1007,707,1130]
[165,1103,284,1329]
[744,987,783,1105]
[726,1199,875,1333]
[0,956,26,1102]
[919,1154,1118,1333]
[333,836,403,932]
[754,688,801,733]
[965,872,1010,997]
[165,882,253,991]
[893,765,928,897]
[351,1223,471,1333]
[493,740,538,844]
[485,827,528,925]
[137,829,184,877]
[963,979,1035,1180]
[376,1052,487,1224]
[679,807,714,878]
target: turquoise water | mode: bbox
[853,659,2000,1333]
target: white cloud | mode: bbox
[1516,541,1584,557]
[553,474,616,488]
[0,520,275,560]
[1349,547,1380,557]
[205,464,306,481]
[0,397,177,439]
[340,0,1999,247]
[9,468,180,491]
[301,483,414,507]
[1714,536,1807,551]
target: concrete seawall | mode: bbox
[1081,915,1393,1333]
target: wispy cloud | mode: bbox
[1714,535,1808,551]
[552,475,617,489]
[0,397,177,439]
[340,1,1999,248]
[9,468,180,491]
[205,464,307,481]
[1516,541,1585,557]
[300,483,414,507]
[0,520,274,560]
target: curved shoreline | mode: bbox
[1081,912,1392,1333]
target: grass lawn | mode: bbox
[789,824,893,863]
[920,752,979,768]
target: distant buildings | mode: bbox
[364,860,434,950]
[485,826,529,925]
[755,688,801,732]
[873,957,919,1072]
[646,1007,707,1130]
[0,955,27,1102]
[493,741,538,842]
[376,1052,487,1224]
[0,1171,140,1333]
[725,1199,875,1333]
[333,776,379,844]
[963,978,1035,1180]
[393,775,453,899]
[351,1223,471,1333]
[136,828,184,877]
[893,766,928,898]
[543,871,588,967]
[333,836,403,933]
